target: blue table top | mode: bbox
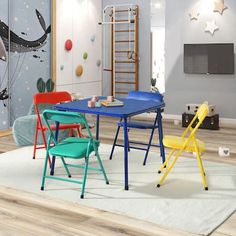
[54,97,165,118]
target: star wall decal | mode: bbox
[189,9,200,20]
[205,20,219,35]
[214,0,227,15]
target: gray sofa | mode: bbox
[12,104,68,146]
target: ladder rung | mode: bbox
[115,92,128,95]
[116,81,135,84]
[115,50,131,53]
[115,71,135,74]
[115,30,135,33]
[115,61,135,64]
[115,40,135,43]
[114,10,130,13]
[115,20,135,23]
[103,69,112,72]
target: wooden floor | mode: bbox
[0,117,235,236]
[0,186,198,236]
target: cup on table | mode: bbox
[107,95,114,102]
[88,100,96,108]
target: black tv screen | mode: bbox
[184,43,234,74]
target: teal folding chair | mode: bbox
[40,110,109,199]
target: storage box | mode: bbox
[182,113,219,130]
[186,104,216,117]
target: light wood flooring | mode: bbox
[0,117,235,236]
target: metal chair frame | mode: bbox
[109,91,165,165]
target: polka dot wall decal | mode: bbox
[75,65,83,77]
[90,34,96,42]
[96,60,101,67]
[65,39,73,51]
[83,52,88,60]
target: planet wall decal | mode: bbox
[65,39,73,51]
[75,65,83,77]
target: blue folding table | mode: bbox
[54,97,165,190]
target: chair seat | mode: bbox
[118,121,158,129]
[163,135,205,153]
[49,137,100,159]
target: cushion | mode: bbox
[12,114,69,146]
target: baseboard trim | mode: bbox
[219,118,236,127]
[162,114,181,121]
[135,113,236,128]
[0,128,12,137]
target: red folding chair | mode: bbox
[33,91,82,160]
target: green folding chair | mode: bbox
[40,109,109,199]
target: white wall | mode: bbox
[152,28,165,93]
[151,0,165,27]
[56,0,102,97]
[165,0,236,119]
[151,0,165,93]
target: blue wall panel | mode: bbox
[0,0,51,129]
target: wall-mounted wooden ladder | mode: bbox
[100,5,139,97]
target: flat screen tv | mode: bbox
[184,43,234,74]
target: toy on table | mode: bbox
[95,101,101,108]
[87,96,101,108]
[107,95,114,102]
[88,100,96,108]
[87,95,123,108]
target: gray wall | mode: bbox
[165,0,236,119]
[102,0,151,95]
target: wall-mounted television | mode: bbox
[184,43,234,74]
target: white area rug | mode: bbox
[0,145,236,235]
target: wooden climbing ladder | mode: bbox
[100,5,139,97]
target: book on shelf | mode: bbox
[100,99,124,107]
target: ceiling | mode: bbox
[151,0,165,16]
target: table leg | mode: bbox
[123,117,129,190]
[50,121,59,175]
[96,115,100,140]
[157,110,166,163]
[109,118,122,160]
[143,111,159,166]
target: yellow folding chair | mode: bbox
[157,103,209,190]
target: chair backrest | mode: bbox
[34,92,73,127]
[128,91,163,102]
[43,110,92,144]
[34,91,72,105]
[182,103,209,142]
[196,103,209,124]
